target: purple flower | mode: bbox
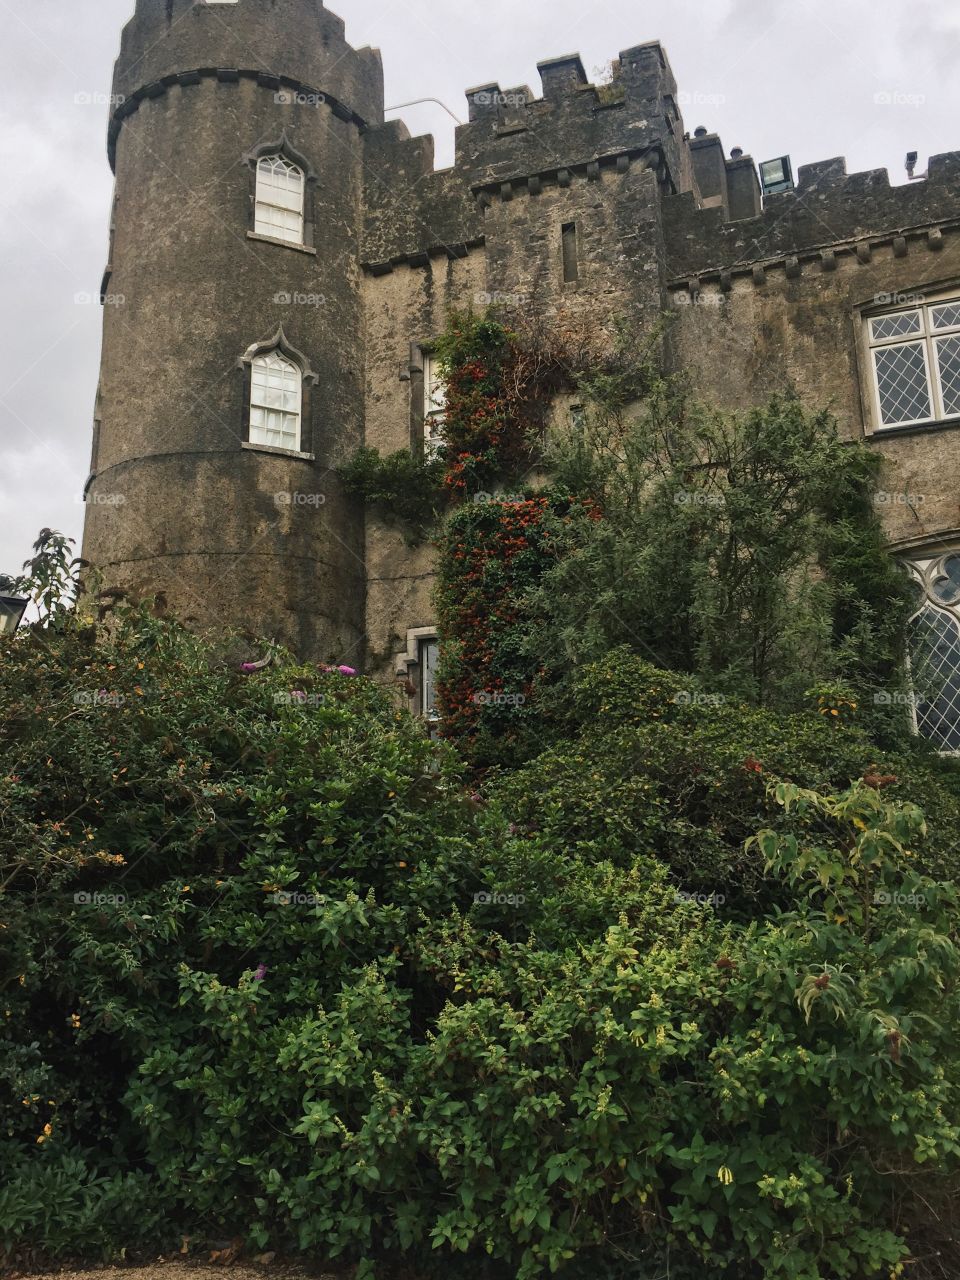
[338,665,358,677]
[252,963,268,983]
[240,656,272,674]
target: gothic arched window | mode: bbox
[905,552,960,752]
[255,155,305,246]
[249,351,302,452]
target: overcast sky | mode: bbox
[1,0,958,578]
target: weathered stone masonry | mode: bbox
[83,0,960,719]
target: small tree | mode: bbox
[0,529,84,626]
[532,386,914,714]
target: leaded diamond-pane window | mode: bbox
[868,296,960,428]
[932,303,960,331]
[909,606,960,751]
[250,351,302,451]
[870,310,922,341]
[872,343,931,425]
[904,553,960,753]
[935,335,960,417]
[255,155,305,246]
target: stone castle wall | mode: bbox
[84,1,960,685]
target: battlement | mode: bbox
[360,36,770,271]
[359,31,960,283]
[453,41,685,191]
[362,144,483,269]
[665,150,960,284]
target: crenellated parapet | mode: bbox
[361,41,690,273]
[665,151,960,287]
[455,43,686,192]
[363,178,483,271]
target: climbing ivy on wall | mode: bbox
[338,447,445,544]
[427,310,613,765]
[338,310,586,540]
[432,310,582,495]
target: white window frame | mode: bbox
[395,626,441,732]
[423,352,446,459]
[866,293,960,430]
[903,552,960,754]
[255,155,305,247]
[249,350,302,452]
[418,636,440,727]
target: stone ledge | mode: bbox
[246,232,317,256]
[866,418,960,442]
[361,237,485,276]
[469,145,664,204]
[108,68,368,171]
[241,442,316,462]
[668,219,960,295]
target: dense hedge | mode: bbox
[492,651,960,916]
[2,615,960,1279]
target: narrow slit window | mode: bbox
[562,222,579,283]
[418,636,440,731]
[423,352,446,459]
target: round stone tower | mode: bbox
[82,0,384,661]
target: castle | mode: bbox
[82,0,960,748]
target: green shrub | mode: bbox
[531,391,915,720]
[2,617,959,1278]
[339,446,446,542]
[409,780,960,1279]
[492,651,960,917]
[0,1156,172,1265]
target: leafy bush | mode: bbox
[339,446,446,543]
[494,651,960,910]
[410,776,960,1280]
[0,1156,169,1266]
[2,615,960,1278]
